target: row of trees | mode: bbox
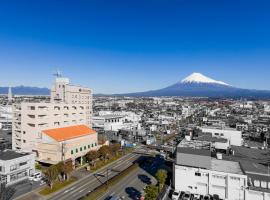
[85,143,121,167]
[44,144,121,189]
[144,169,168,200]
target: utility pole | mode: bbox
[106,168,110,189]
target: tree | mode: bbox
[98,145,111,160]
[86,150,100,167]
[56,161,73,181]
[45,165,59,189]
[144,185,159,200]
[61,160,73,180]
[155,169,167,191]
[110,143,121,156]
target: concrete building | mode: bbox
[12,77,94,164]
[0,150,35,186]
[200,127,243,146]
[35,125,98,164]
[174,139,247,200]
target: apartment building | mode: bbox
[0,150,35,186]
[12,77,94,163]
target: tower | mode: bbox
[8,86,12,102]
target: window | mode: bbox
[214,133,219,136]
[71,150,74,155]
[76,148,78,153]
[80,147,82,151]
[19,162,27,166]
[91,144,94,147]
[195,172,201,176]
[261,181,267,188]
[95,143,97,146]
[84,146,86,150]
[88,145,90,149]
[10,164,18,171]
[220,133,224,136]
[23,140,26,143]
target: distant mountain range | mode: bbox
[0,86,50,95]
[117,73,270,99]
[2,73,270,98]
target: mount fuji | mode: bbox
[121,73,270,98]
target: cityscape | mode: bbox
[1,1,270,200]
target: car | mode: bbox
[193,194,200,200]
[171,191,181,200]
[182,192,191,200]
[29,172,42,182]
[203,195,212,200]
[29,172,41,181]
[212,194,219,200]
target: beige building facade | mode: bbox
[12,77,94,164]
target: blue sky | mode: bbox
[0,0,269,93]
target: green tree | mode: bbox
[155,169,167,191]
[144,185,159,200]
[45,165,59,189]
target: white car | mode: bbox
[29,172,42,181]
[193,194,200,200]
[172,191,181,200]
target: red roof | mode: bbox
[42,125,96,142]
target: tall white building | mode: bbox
[12,77,93,153]
[8,86,12,102]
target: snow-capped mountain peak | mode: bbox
[181,72,230,86]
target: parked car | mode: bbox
[172,191,181,200]
[193,194,201,200]
[29,172,42,181]
[203,195,212,200]
[212,194,219,200]
[182,191,191,200]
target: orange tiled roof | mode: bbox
[42,125,96,142]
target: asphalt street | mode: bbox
[99,153,165,200]
[48,151,142,200]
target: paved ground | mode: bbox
[47,151,142,200]
[99,154,165,200]
[11,179,45,200]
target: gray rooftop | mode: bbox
[211,158,244,175]
[0,150,30,161]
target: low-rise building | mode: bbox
[200,126,242,146]
[174,139,247,200]
[0,150,35,186]
[35,125,98,165]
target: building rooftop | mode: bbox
[42,125,96,142]
[103,115,125,119]
[178,138,211,150]
[0,150,30,161]
[211,158,244,175]
[197,134,228,143]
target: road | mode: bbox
[48,151,142,200]
[99,153,165,200]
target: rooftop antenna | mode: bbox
[53,69,62,78]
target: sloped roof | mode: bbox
[42,125,96,142]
